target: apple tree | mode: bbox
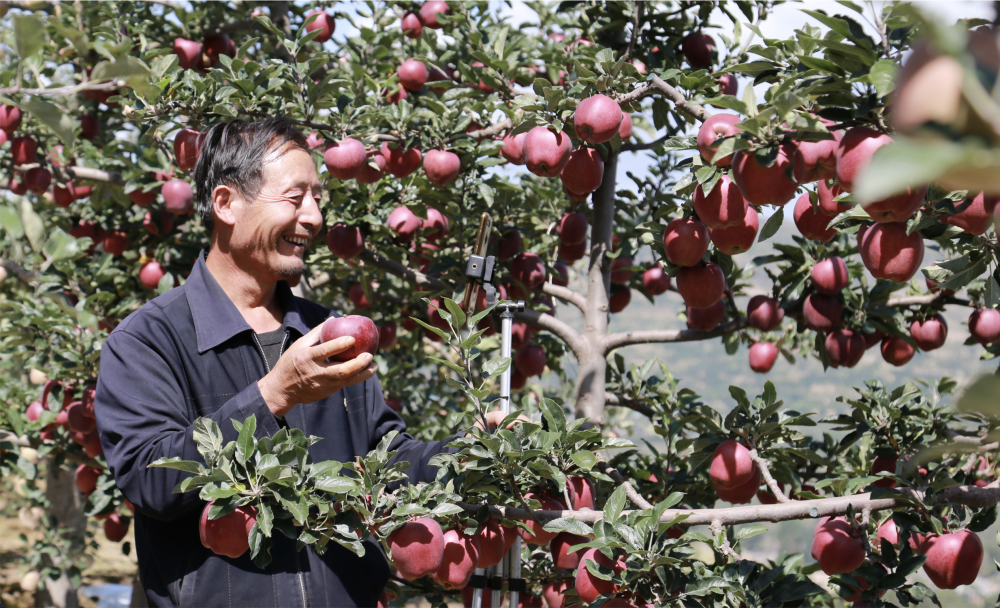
[0,1,998,607]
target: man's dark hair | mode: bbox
[192,117,310,238]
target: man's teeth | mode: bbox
[284,236,307,246]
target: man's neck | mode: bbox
[205,246,284,333]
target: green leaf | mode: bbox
[482,356,511,378]
[757,208,784,243]
[538,398,566,434]
[985,276,1000,309]
[603,484,628,525]
[443,298,467,329]
[193,417,224,465]
[542,517,593,536]
[19,200,44,252]
[868,59,897,97]
[93,55,156,100]
[955,374,1000,417]
[19,97,77,147]
[235,414,256,465]
[13,14,46,59]
[853,139,974,205]
[147,458,204,474]
[0,205,24,238]
[43,228,80,261]
[493,27,508,59]
[313,475,357,493]
[570,450,598,470]
[49,17,89,57]
[736,525,768,540]
[411,318,450,341]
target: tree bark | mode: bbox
[43,460,85,608]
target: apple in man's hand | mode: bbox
[320,315,379,362]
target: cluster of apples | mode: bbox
[320,125,461,188]
[199,500,258,558]
[400,1,450,39]
[27,380,104,458]
[172,33,237,72]
[1,112,94,205]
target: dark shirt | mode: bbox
[94,250,456,608]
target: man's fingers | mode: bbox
[313,336,357,361]
[321,353,375,378]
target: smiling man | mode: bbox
[92,118,498,607]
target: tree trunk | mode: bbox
[43,460,85,608]
[575,152,618,422]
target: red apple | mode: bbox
[0,104,22,133]
[305,10,335,43]
[173,128,204,171]
[80,114,99,140]
[682,33,715,68]
[326,223,364,259]
[618,113,633,140]
[53,184,75,207]
[511,322,534,350]
[515,344,546,377]
[7,176,27,195]
[380,142,422,178]
[320,315,379,362]
[23,167,51,195]
[356,154,386,184]
[696,114,741,166]
[921,530,984,590]
[500,132,527,165]
[140,261,165,290]
[420,207,450,241]
[305,132,324,149]
[858,222,924,283]
[518,493,566,545]
[709,206,758,255]
[433,529,481,590]
[26,400,43,422]
[419,1,449,29]
[567,476,594,510]
[642,264,670,295]
[202,34,236,67]
[825,329,865,368]
[551,532,588,570]
[130,187,158,207]
[811,516,865,575]
[385,85,408,104]
[870,454,898,488]
[941,191,1000,235]
[143,209,174,237]
[173,38,203,70]
[714,465,761,503]
[909,314,947,351]
[542,581,570,608]
[557,212,589,246]
[835,127,890,193]
[574,547,625,604]
[511,253,546,289]
[385,396,403,412]
[687,300,725,331]
[880,335,915,366]
[387,206,421,241]
[162,179,194,216]
[693,175,748,229]
[104,513,129,542]
[574,94,623,144]
[324,138,367,180]
[103,231,130,257]
[732,144,799,208]
[200,501,257,558]
[609,286,631,313]
[551,262,569,287]
[473,519,507,569]
[423,149,461,186]
[399,58,429,92]
[498,228,522,262]
[811,256,849,295]
[75,464,100,494]
[510,369,527,390]
[348,283,373,309]
[610,257,633,285]
[716,73,738,96]
[746,295,783,331]
[401,12,423,38]
[793,193,837,242]
[803,293,842,331]
[524,127,572,178]
[85,440,103,458]
[676,262,725,310]
[793,136,839,183]
[560,148,604,195]
[863,328,886,349]
[969,308,1000,344]
[875,519,899,549]
[817,180,849,216]
[377,322,397,350]
[558,240,586,263]
[710,440,756,489]
[663,218,709,267]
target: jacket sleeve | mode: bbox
[367,377,460,485]
[94,329,282,521]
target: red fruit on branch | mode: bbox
[498,228,523,262]
[870,454,898,488]
[80,114,99,140]
[663,218,710,267]
[710,440,756,490]
[618,113,633,140]
[26,400,43,422]
[865,184,927,224]
[817,179,849,216]
[419,0,450,29]
[858,222,924,283]
[326,223,365,259]
[875,519,899,548]
[401,12,423,38]
[433,529,481,590]
[387,206,421,241]
[803,293,843,331]
[474,520,507,569]
[696,114,741,166]
[103,513,129,542]
[173,38,203,70]
[909,314,947,351]
[609,286,631,313]
[746,295,783,331]
[523,127,572,178]
[824,329,865,368]
[642,264,670,295]
[515,345,547,377]
[199,501,257,558]
[552,262,569,287]
[716,73,738,96]
[0,104,22,133]
[202,34,236,67]
[75,464,100,494]
[23,167,51,194]
[969,308,1000,345]
[567,476,595,510]
[558,212,589,246]
[7,176,27,195]
[811,256,849,295]
[398,58,429,92]
[676,262,725,310]
[320,315,379,362]
[130,188,157,207]
[714,465,761,503]
[921,530,984,590]
[173,128,204,171]
[709,206,758,255]
[574,547,625,604]
[511,252,546,289]
[687,300,725,332]
[356,154,386,184]
[324,138,368,180]
[66,401,95,433]
[682,33,716,68]
[611,257,633,285]
[143,209,174,237]
[103,231,130,257]
[510,369,527,390]
[423,149,461,186]
[518,493,566,545]
[510,322,534,350]
[56,185,79,209]
[731,144,799,208]
[793,135,839,184]
[140,261,165,290]
[162,179,194,216]
[941,192,1000,235]
[574,94,623,144]
[542,581,570,608]
[378,322,397,350]
[835,127,889,193]
[500,132,527,165]
[305,10,335,43]
[693,175,748,229]
[551,532,588,570]
[560,148,604,196]
[793,193,837,242]
[380,142,422,178]
[862,328,886,349]
[811,516,865,575]
[880,335,915,366]
[421,207,450,241]
[389,517,446,580]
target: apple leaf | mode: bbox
[853,139,969,205]
[0,205,24,238]
[757,207,784,243]
[13,14,46,59]
[18,97,76,147]
[955,374,1000,417]
[19,200,45,253]
[42,228,80,261]
[542,517,593,536]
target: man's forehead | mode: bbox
[261,145,319,188]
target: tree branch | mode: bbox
[0,80,121,97]
[749,449,789,503]
[882,293,972,308]
[357,249,447,291]
[596,455,654,510]
[0,430,106,470]
[465,119,513,141]
[541,282,586,313]
[616,75,711,123]
[604,393,657,419]
[15,163,125,186]
[515,309,588,360]
[603,317,750,353]
[620,133,672,152]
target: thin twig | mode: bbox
[748,449,789,503]
[616,75,711,123]
[596,455,654,510]
[0,80,121,97]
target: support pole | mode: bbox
[497,302,524,608]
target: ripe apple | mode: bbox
[610,257,633,284]
[811,516,865,575]
[687,300,725,332]
[0,104,22,133]
[716,73,738,96]
[421,207,450,241]
[746,295,783,331]
[305,10,335,43]
[858,221,924,283]
[23,167,51,194]
[560,148,604,196]
[793,193,837,242]
[551,532,588,569]
[324,138,368,180]
[53,184,75,208]
[500,132,527,165]
[433,529,481,590]
[542,581,570,608]
[140,261,165,290]
[793,136,839,183]
[676,262,725,310]
[835,127,890,193]
[515,344,546,377]
[348,283,374,309]
[817,180,849,216]
[200,501,257,558]
[696,114,741,166]
[731,144,799,208]
[380,142,422,178]
[377,322,397,350]
[75,464,100,494]
[26,400,43,422]
[103,513,129,542]
[385,85,408,104]
[320,315,379,362]
[469,61,495,93]
[523,127,572,178]
[682,33,716,68]
[423,149,461,186]
[811,256,849,295]
[511,322,534,350]
[162,179,194,216]
[498,228,523,262]
[510,369,527,390]
[518,493,566,545]
[710,440,756,489]
[7,176,27,195]
[80,114,99,140]
[574,94,623,144]
[969,308,1000,344]
[880,335,915,366]
[618,113,633,140]
[875,519,899,549]
[662,218,709,267]
[473,519,508,569]
[825,329,865,368]
[401,11,423,38]
[202,34,236,67]
[693,175,748,229]
[909,314,947,351]
[173,38,203,70]
[941,191,1000,235]
[558,240,586,263]
[143,209,174,237]
[609,286,631,313]
[803,293,842,331]
[870,454,898,488]
[558,212,589,246]
[305,132,324,149]
[574,547,625,604]
[399,58,429,92]
[419,0,449,29]
[173,128,204,171]
[129,187,158,207]
[356,154,386,184]
[568,476,595,510]
[709,206,758,255]
[387,206,421,242]
[862,328,886,349]
[511,252,546,289]
[326,223,365,259]
[642,264,670,295]
[921,529,984,590]
[551,262,569,287]
[713,465,761,503]
[866,185,927,223]
[103,231,130,257]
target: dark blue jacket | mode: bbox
[94,250,453,608]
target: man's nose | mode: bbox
[301,190,324,235]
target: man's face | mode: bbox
[228,145,324,281]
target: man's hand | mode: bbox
[470,410,531,435]
[258,323,378,417]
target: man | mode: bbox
[95,118,505,607]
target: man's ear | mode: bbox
[212,184,240,228]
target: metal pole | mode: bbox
[497,303,520,608]
[471,565,489,608]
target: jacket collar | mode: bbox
[187,249,312,354]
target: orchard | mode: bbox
[1,1,999,607]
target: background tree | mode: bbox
[0,1,998,607]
